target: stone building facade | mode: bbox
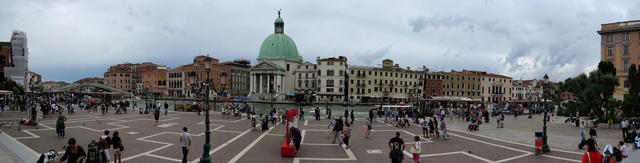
[348,59,424,104]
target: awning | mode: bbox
[0,90,12,95]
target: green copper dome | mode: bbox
[258,12,302,61]
[275,17,284,24]
[258,33,301,61]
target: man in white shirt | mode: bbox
[180,127,192,163]
[622,119,629,140]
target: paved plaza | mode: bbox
[0,110,588,163]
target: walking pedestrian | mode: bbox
[328,117,336,138]
[100,130,112,150]
[315,107,320,120]
[327,107,332,120]
[154,108,160,126]
[388,132,405,163]
[350,110,355,125]
[343,122,352,149]
[622,119,629,140]
[299,108,304,120]
[421,117,428,138]
[111,131,123,163]
[179,127,191,163]
[164,102,169,115]
[589,127,598,148]
[427,118,434,137]
[56,114,67,137]
[409,136,422,163]
[365,117,372,138]
[331,116,344,145]
[344,109,349,122]
[56,138,86,163]
[441,117,449,140]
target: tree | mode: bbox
[622,64,640,117]
[629,64,640,96]
[598,61,616,76]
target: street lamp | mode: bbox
[200,57,213,163]
[541,74,551,153]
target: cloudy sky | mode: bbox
[1,0,638,82]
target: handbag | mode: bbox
[408,144,421,154]
[103,149,112,161]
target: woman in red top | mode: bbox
[581,138,603,163]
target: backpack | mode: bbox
[86,141,101,163]
[389,145,403,160]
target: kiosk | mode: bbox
[281,109,299,157]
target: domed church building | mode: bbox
[250,11,304,100]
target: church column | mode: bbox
[277,74,282,93]
[258,74,262,94]
[268,74,272,93]
[250,74,255,94]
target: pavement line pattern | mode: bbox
[541,154,581,162]
[147,153,181,162]
[122,124,225,162]
[293,129,357,163]
[228,123,279,163]
[449,128,583,155]
[461,151,494,163]
[495,153,534,163]
[190,128,252,163]
[13,114,181,139]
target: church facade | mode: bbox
[250,12,303,101]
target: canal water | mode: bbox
[133,98,376,118]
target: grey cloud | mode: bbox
[355,45,392,66]
[1,0,636,82]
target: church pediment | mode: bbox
[251,61,285,71]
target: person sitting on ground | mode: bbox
[618,141,628,159]
[56,138,86,163]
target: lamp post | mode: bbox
[541,74,551,153]
[200,58,213,163]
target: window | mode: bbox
[624,80,630,88]
[623,32,630,41]
[624,58,630,71]
[317,70,321,76]
[326,88,334,92]
[339,70,344,76]
[327,70,334,76]
[287,64,290,71]
[608,46,613,56]
[350,80,354,84]
[624,45,629,55]
[607,35,614,42]
[298,80,302,87]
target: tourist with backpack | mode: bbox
[56,138,85,163]
[101,130,112,149]
[365,117,372,138]
[388,132,405,163]
[85,140,103,163]
[112,131,123,163]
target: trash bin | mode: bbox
[534,132,543,154]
